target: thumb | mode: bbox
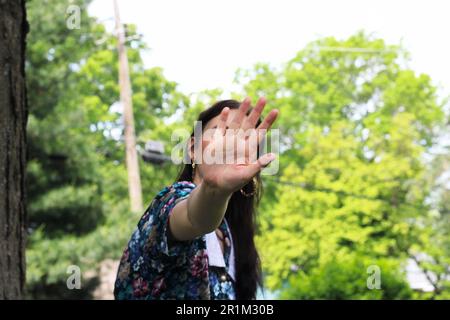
[257,152,276,168]
[243,153,276,179]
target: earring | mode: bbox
[191,162,196,179]
[240,177,257,197]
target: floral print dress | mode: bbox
[114,181,236,300]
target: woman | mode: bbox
[114,97,279,300]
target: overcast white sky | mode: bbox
[89,0,450,97]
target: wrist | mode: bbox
[200,180,233,200]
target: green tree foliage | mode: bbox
[235,32,448,299]
[27,0,106,237]
[410,150,450,299]
[25,0,189,297]
[25,0,449,300]
[282,252,413,299]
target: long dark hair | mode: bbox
[177,99,263,300]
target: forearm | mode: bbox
[186,181,232,234]
[169,182,232,241]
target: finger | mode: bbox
[243,96,266,130]
[217,107,230,136]
[243,152,276,178]
[257,152,276,168]
[257,109,279,131]
[228,97,251,129]
[256,109,279,144]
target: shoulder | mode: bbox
[140,181,196,225]
[154,181,197,203]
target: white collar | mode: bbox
[205,220,235,281]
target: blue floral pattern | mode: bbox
[114,181,236,300]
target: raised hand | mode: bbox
[197,97,279,194]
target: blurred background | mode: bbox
[25,0,449,299]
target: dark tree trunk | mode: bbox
[0,0,28,299]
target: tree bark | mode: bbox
[0,0,28,299]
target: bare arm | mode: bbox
[168,97,278,242]
[169,182,232,241]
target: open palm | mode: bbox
[197,97,279,194]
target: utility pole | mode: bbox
[114,0,143,212]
